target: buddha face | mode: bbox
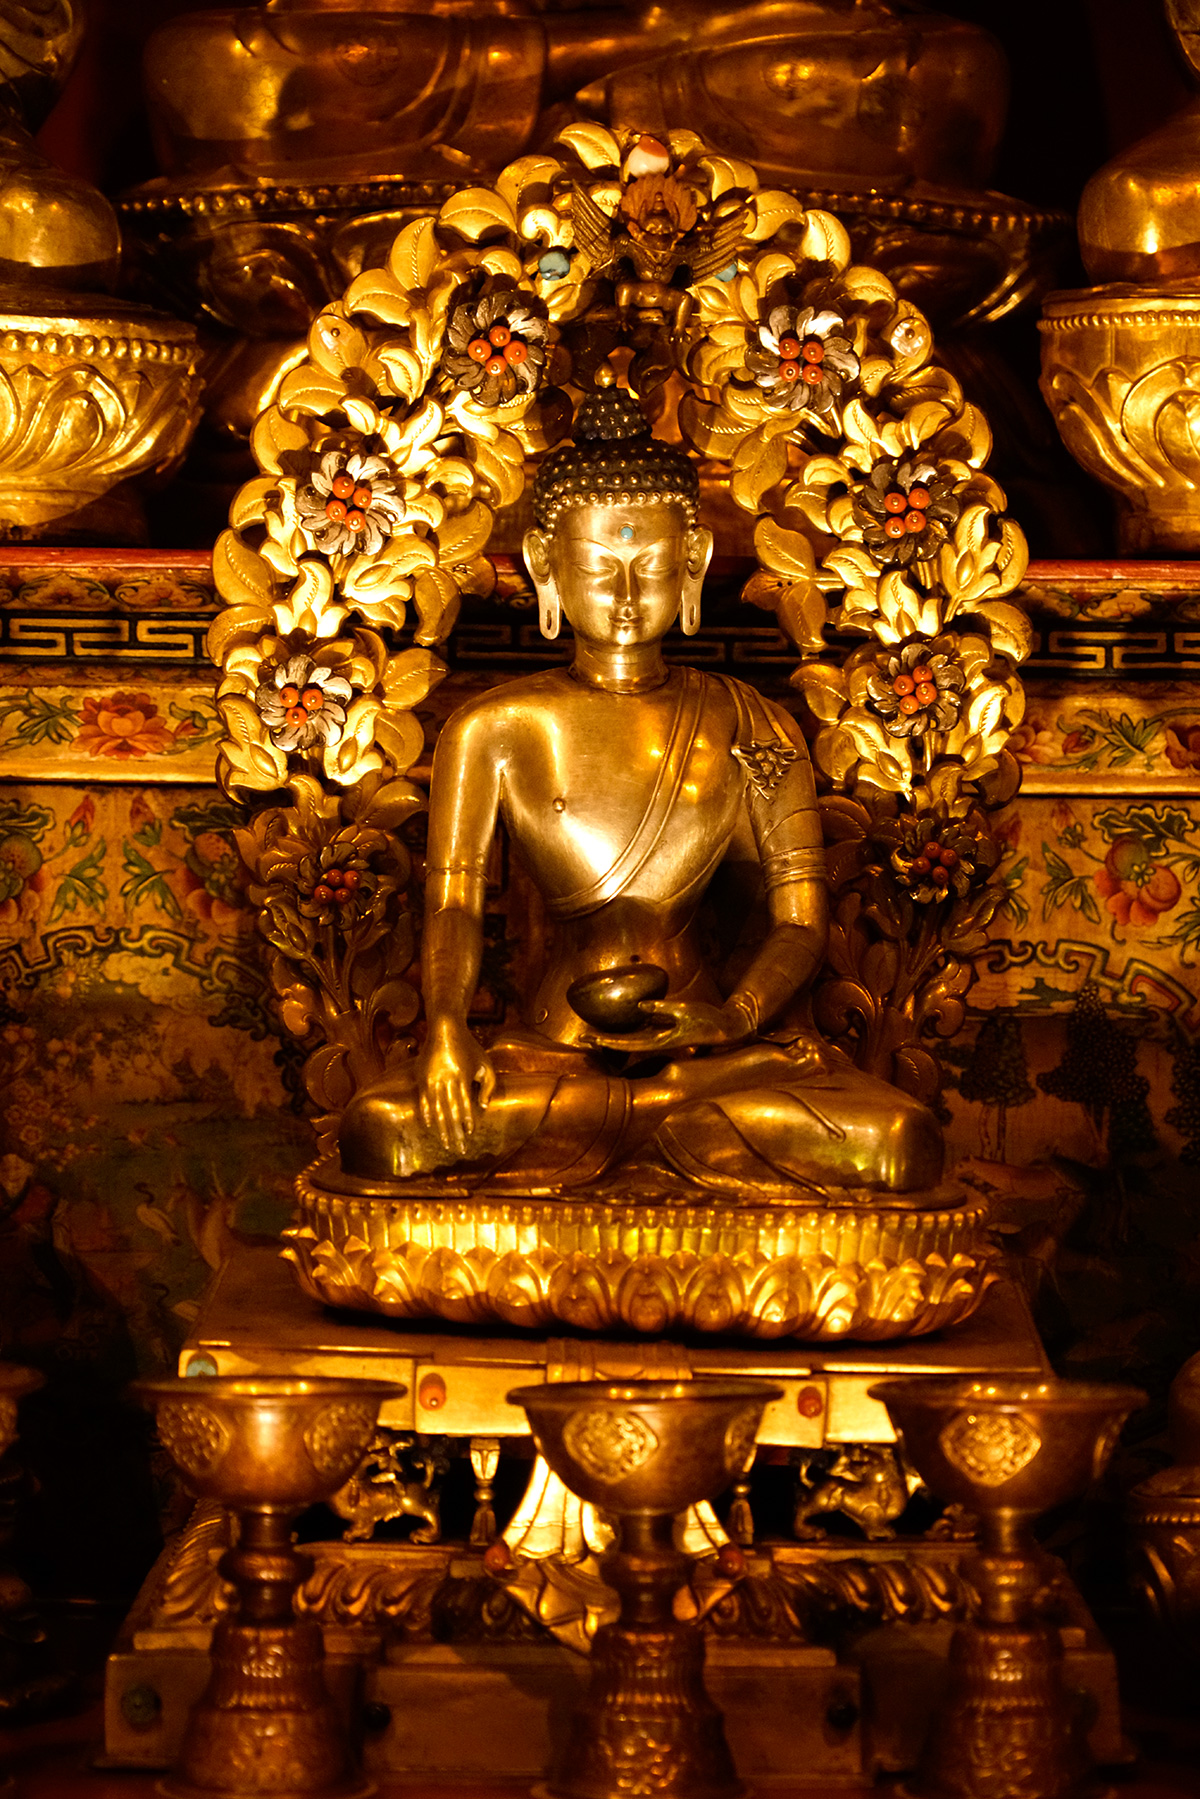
[524,502,713,646]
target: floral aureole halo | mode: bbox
[296,449,407,557]
[880,814,996,906]
[442,291,549,407]
[254,654,353,753]
[854,453,959,568]
[744,304,859,417]
[866,640,965,739]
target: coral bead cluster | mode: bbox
[296,449,408,557]
[745,304,859,417]
[442,290,549,407]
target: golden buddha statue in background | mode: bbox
[340,380,942,1199]
[143,0,1005,193]
[1078,0,1200,283]
[0,0,117,289]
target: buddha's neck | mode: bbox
[570,636,669,693]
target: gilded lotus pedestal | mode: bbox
[135,1375,404,1799]
[288,1163,997,1342]
[509,1377,780,1799]
[1039,284,1200,554]
[0,292,201,541]
[871,1377,1143,1799]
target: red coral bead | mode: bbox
[932,865,950,886]
[892,674,915,696]
[884,517,905,539]
[915,682,937,706]
[778,334,801,359]
[800,364,823,385]
[899,694,920,715]
[345,509,366,530]
[301,686,325,710]
[485,355,507,376]
[884,490,907,514]
[911,856,931,875]
[279,684,300,706]
[939,848,959,868]
[331,473,354,500]
[341,868,361,890]
[904,510,927,533]
[504,339,528,365]
[908,485,931,509]
[313,884,332,903]
[335,888,353,904]
[912,666,933,685]
[778,359,800,382]
[923,842,940,860]
[801,337,825,364]
[286,705,307,726]
[325,868,344,887]
[488,323,511,347]
[352,485,373,509]
[468,339,490,363]
[325,498,347,523]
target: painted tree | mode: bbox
[1038,979,1155,1159]
[958,1012,1034,1161]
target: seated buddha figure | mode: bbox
[340,379,943,1199]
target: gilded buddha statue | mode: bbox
[339,377,943,1201]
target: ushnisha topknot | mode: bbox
[532,376,700,531]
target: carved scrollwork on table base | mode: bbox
[284,1165,997,1341]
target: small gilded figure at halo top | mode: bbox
[339,370,943,1200]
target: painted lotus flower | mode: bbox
[1166,723,1200,773]
[296,449,408,557]
[745,305,858,417]
[441,292,549,408]
[254,655,353,753]
[1095,836,1182,928]
[77,692,173,759]
[866,640,965,739]
[1009,716,1058,766]
[853,454,959,568]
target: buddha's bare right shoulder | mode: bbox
[439,672,568,750]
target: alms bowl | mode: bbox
[567,963,669,1032]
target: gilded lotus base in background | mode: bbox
[1040,284,1200,553]
[0,293,201,536]
[285,1166,996,1341]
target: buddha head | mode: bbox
[523,376,713,644]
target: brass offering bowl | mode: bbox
[136,1375,404,1799]
[567,963,670,1033]
[509,1377,781,1799]
[871,1377,1143,1799]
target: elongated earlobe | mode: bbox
[540,591,561,640]
[681,590,700,636]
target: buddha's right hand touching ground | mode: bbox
[418,1017,496,1156]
